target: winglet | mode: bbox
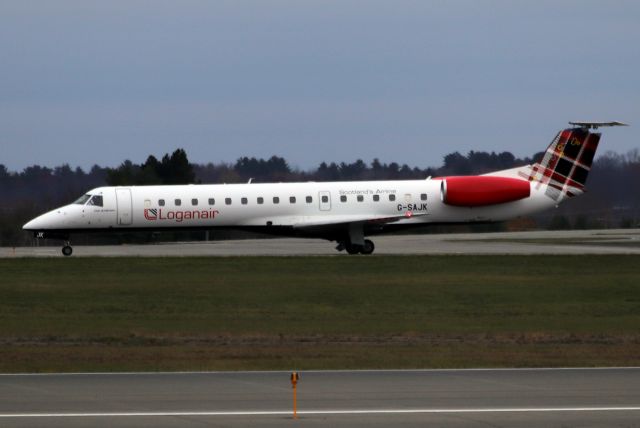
[568,121,629,130]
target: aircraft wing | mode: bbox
[292,212,428,229]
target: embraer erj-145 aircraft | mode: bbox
[24,121,627,256]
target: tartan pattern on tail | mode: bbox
[525,128,601,201]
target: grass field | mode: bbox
[1,255,639,372]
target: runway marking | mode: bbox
[2,407,640,418]
[1,366,639,376]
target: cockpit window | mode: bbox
[88,195,103,207]
[73,194,91,205]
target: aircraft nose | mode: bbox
[23,209,65,231]
[23,215,45,231]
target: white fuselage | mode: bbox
[22,122,621,255]
[23,179,555,236]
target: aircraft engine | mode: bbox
[440,176,531,207]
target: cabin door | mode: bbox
[318,191,331,211]
[116,188,133,225]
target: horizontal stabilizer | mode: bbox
[569,121,628,130]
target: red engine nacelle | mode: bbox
[440,176,531,207]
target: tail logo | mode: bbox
[527,128,600,201]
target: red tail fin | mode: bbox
[528,127,601,201]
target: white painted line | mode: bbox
[1,407,640,418]
[1,366,639,376]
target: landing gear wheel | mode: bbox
[361,239,375,255]
[345,243,361,255]
[62,245,73,257]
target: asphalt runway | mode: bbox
[1,368,639,427]
[3,229,640,257]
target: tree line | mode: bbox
[1,148,639,245]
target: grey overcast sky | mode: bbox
[0,0,638,171]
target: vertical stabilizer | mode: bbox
[527,121,627,202]
[528,127,600,201]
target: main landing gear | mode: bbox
[337,239,375,255]
[336,223,375,255]
[61,242,73,257]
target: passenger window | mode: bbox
[159,199,165,206]
[321,195,329,203]
[208,198,215,205]
[175,199,181,206]
[389,194,396,201]
[421,193,427,201]
[241,197,248,205]
[373,195,380,202]
[273,197,280,204]
[225,198,232,205]
[357,195,364,202]
[88,195,104,207]
[290,196,296,204]
[191,198,198,206]
[340,195,347,202]
[306,196,312,203]
[257,197,264,204]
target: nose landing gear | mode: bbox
[32,232,73,257]
[62,242,73,257]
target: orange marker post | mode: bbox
[290,371,300,419]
